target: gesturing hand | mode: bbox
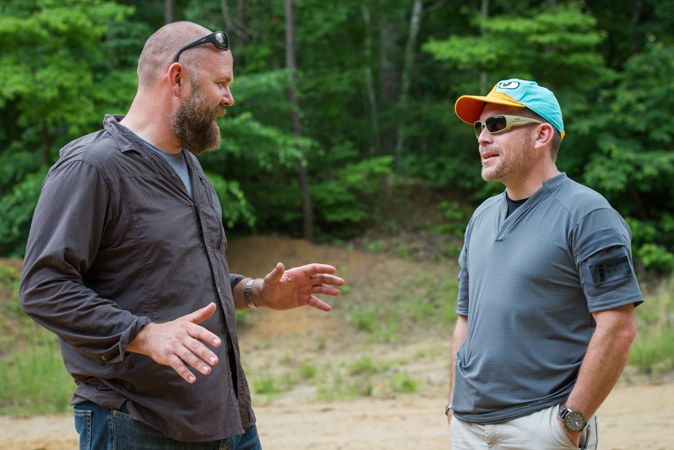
[126,302,222,384]
[254,263,345,312]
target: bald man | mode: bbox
[19,21,344,450]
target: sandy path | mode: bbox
[1,382,672,450]
[3,238,672,449]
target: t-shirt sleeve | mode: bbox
[572,208,644,312]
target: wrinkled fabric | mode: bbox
[454,173,643,425]
[20,115,253,442]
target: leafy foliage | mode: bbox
[0,0,673,270]
[0,167,49,256]
[583,43,674,268]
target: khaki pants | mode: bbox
[450,404,598,450]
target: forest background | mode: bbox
[2,0,674,423]
[1,0,674,270]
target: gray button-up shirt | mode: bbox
[19,115,254,442]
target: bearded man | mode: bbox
[445,79,643,449]
[19,21,343,450]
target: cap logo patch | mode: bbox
[498,81,520,89]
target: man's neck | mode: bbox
[120,91,182,155]
[505,164,561,200]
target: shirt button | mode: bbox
[217,287,221,293]
[208,245,211,251]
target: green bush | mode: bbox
[628,325,674,376]
[0,167,48,256]
[628,277,674,375]
[635,243,674,273]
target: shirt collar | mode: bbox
[103,114,152,155]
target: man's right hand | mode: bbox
[446,408,453,427]
[126,302,221,384]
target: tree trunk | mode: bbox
[237,0,246,51]
[362,5,381,155]
[630,0,644,54]
[164,0,174,24]
[378,18,398,153]
[479,0,489,94]
[221,0,253,47]
[394,0,423,171]
[285,0,314,241]
[221,0,254,65]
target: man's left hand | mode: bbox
[558,417,581,447]
[253,263,344,311]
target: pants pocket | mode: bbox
[74,409,92,450]
[547,405,580,449]
[580,415,598,450]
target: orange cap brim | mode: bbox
[455,91,526,125]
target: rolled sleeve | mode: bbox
[230,273,245,291]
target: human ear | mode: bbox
[167,62,184,98]
[533,123,554,152]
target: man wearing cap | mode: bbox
[445,79,643,449]
[19,21,344,449]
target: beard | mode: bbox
[171,80,226,156]
[481,132,534,183]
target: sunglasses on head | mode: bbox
[474,115,542,139]
[173,31,230,63]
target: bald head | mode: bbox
[137,21,212,89]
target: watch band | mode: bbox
[244,279,257,309]
[444,403,453,416]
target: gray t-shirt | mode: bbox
[144,141,193,199]
[453,173,643,424]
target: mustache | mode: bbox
[213,104,226,119]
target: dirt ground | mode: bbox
[2,236,673,449]
[2,381,673,450]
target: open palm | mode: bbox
[256,262,344,311]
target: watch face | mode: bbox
[564,411,585,432]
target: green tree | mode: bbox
[0,0,137,164]
[0,0,137,255]
[582,42,674,271]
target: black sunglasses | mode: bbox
[474,115,542,139]
[173,31,230,63]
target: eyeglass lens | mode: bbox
[215,32,226,48]
[474,116,508,138]
[474,122,483,138]
[486,116,507,133]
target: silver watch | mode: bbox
[444,403,453,416]
[558,404,587,432]
[244,279,257,309]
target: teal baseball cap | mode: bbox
[455,78,565,139]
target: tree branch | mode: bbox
[423,0,449,17]
[220,0,256,44]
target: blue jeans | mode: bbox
[74,401,262,450]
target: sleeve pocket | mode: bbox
[576,227,635,297]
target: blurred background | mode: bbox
[0,0,673,431]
